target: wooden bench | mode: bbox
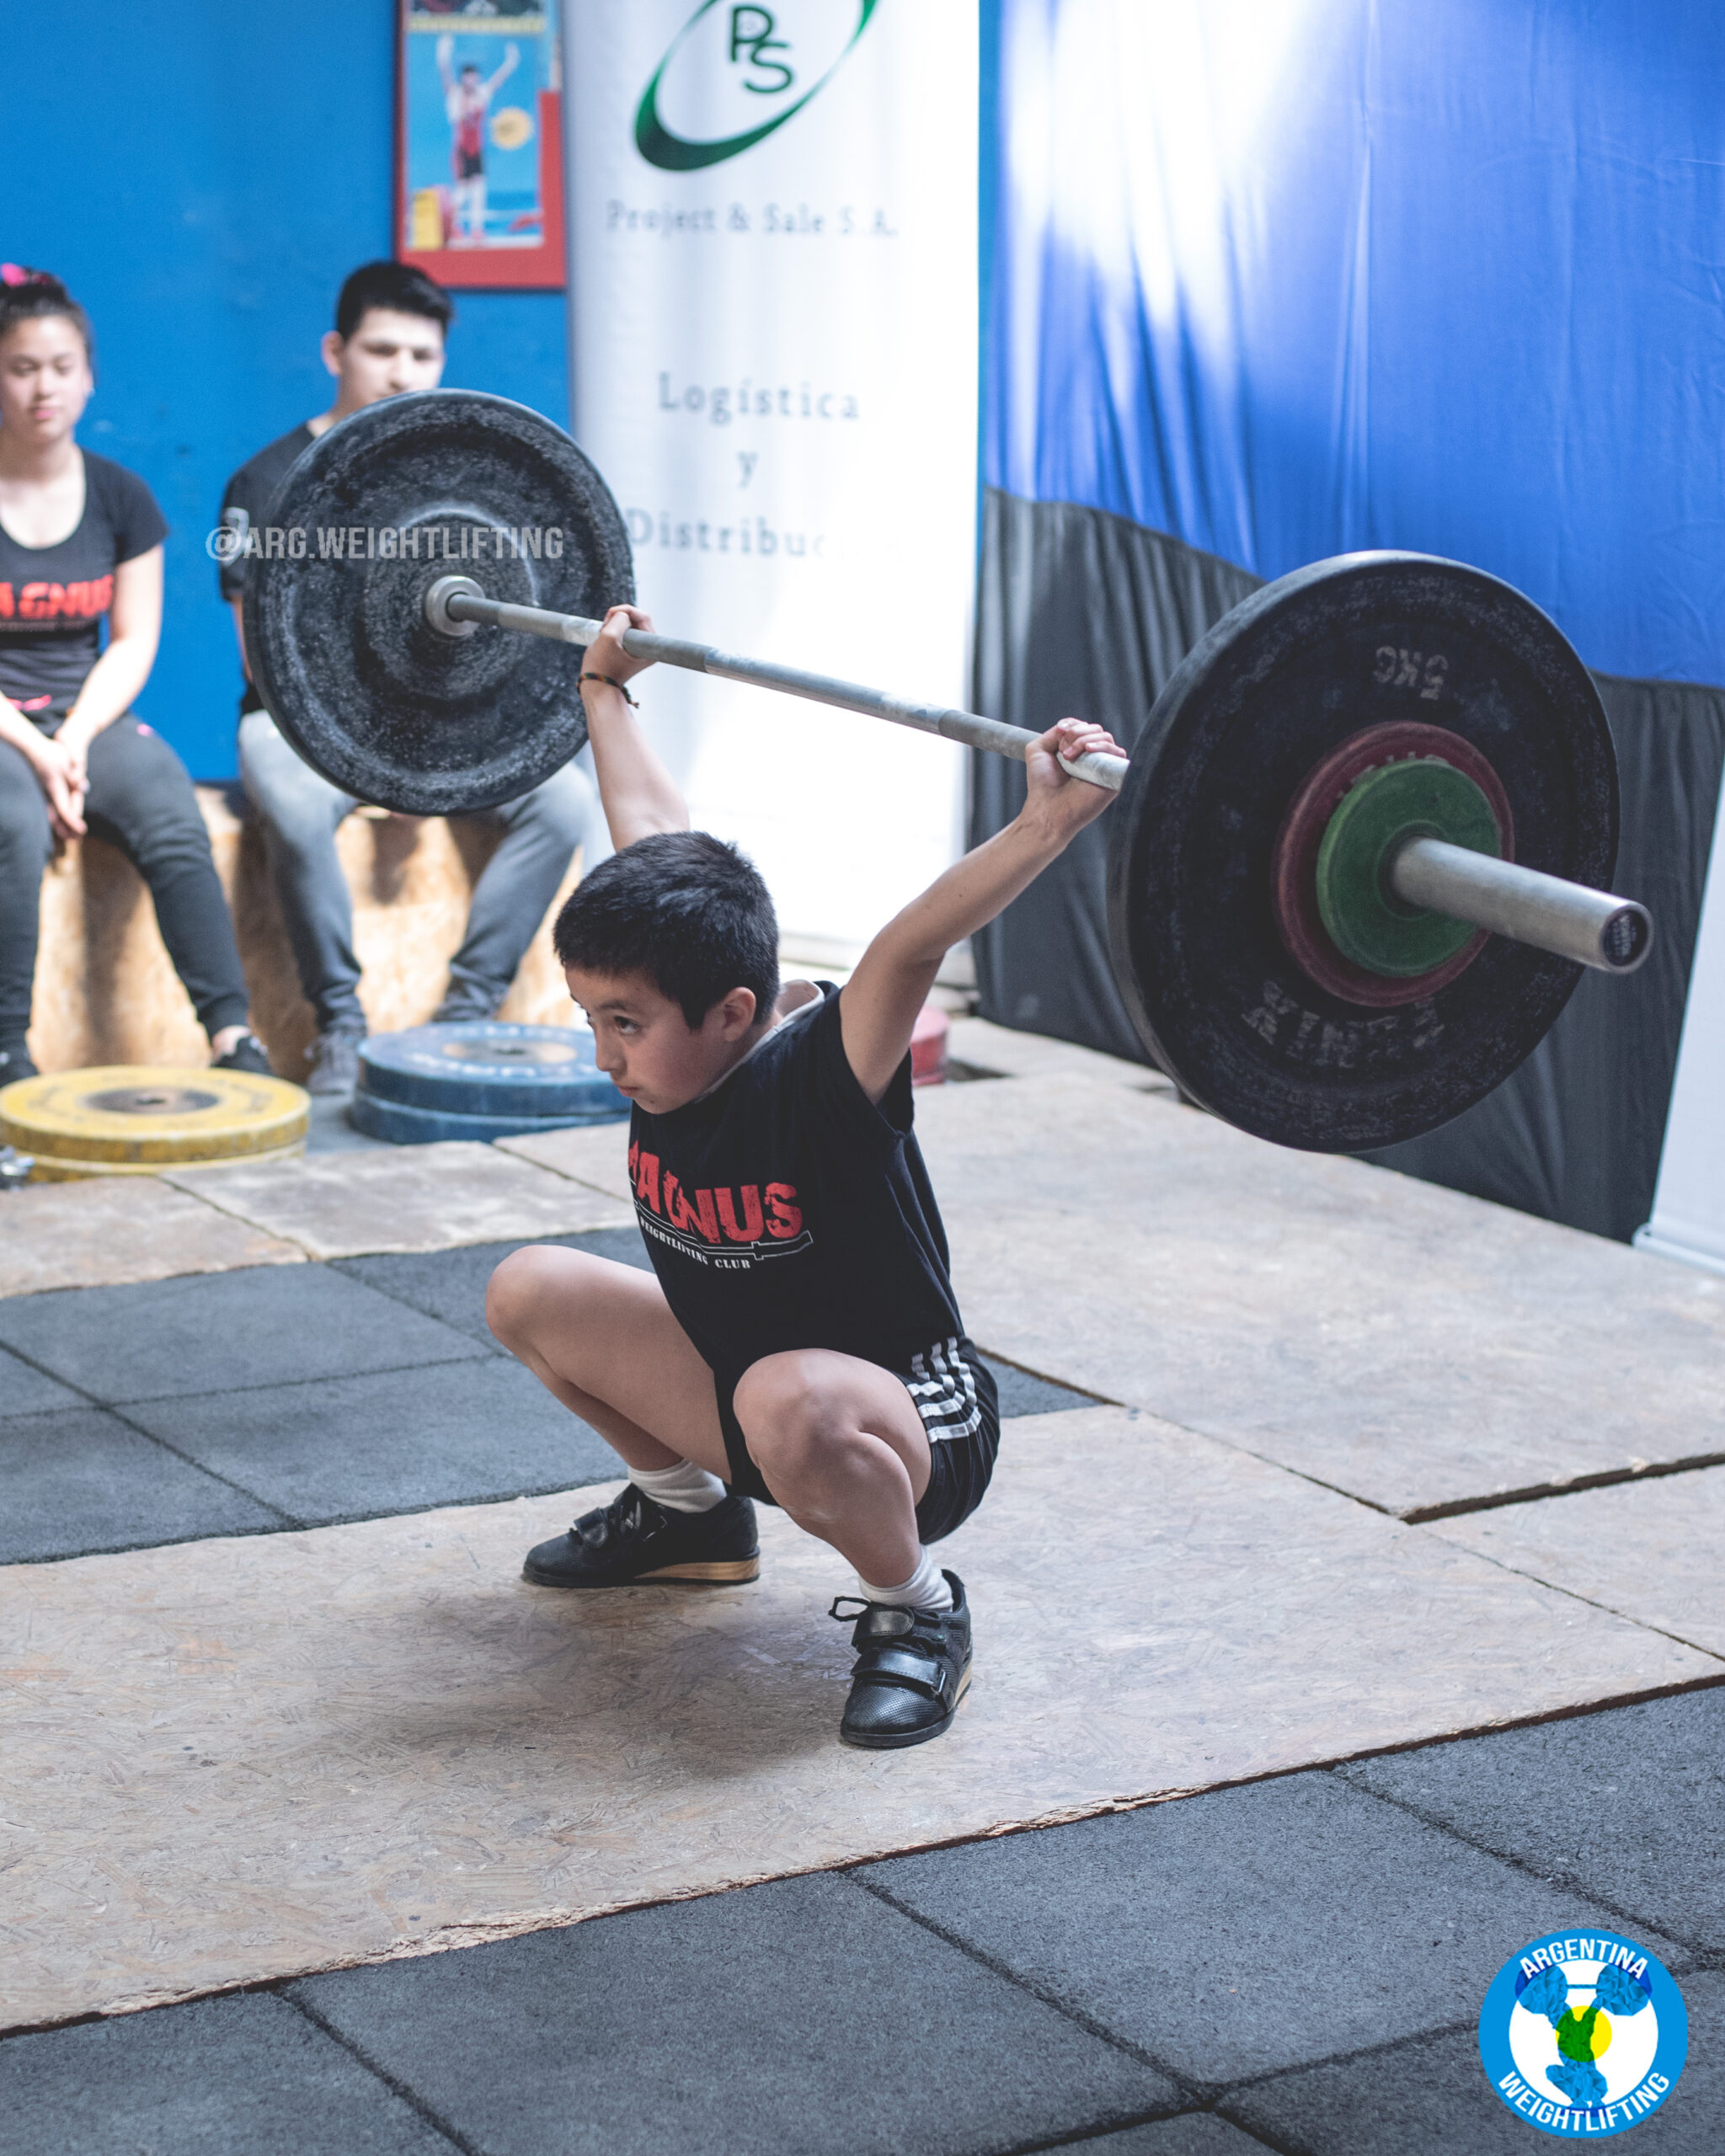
[26,788,581,1080]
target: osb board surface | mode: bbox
[911,1073,1725,1518]
[495,1121,634,1201]
[0,1177,303,1299]
[29,791,585,1084]
[161,1144,633,1259]
[2,1406,1707,2029]
[1434,1469,1725,1658]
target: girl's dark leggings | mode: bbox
[0,716,251,1049]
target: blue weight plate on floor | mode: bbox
[357,1022,626,1118]
[350,1088,628,1147]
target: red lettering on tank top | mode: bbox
[765,1182,802,1238]
[19,583,51,619]
[0,583,13,618]
[91,574,113,613]
[717,1185,765,1242]
[632,1145,661,1214]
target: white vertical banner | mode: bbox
[1637,782,1725,1273]
[562,1,979,952]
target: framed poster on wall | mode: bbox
[396,0,564,287]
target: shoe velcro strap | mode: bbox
[856,1646,948,1700]
[857,1606,917,1640]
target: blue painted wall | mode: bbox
[8,1,569,780]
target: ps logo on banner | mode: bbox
[637,0,879,170]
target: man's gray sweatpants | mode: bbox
[238,708,611,1033]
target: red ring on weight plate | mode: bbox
[1270,722,1515,1009]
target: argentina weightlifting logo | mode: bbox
[636,1,879,171]
[1479,1930,1688,2137]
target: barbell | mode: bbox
[246,388,1653,1155]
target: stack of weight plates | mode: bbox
[351,1021,629,1144]
[0,1066,308,1182]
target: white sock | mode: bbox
[857,1545,953,1614]
[631,1460,727,1514]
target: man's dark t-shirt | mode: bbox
[0,453,167,717]
[626,985,966,1397]
[217,423,313,716]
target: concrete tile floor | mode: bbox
[3,1700,1717,2152]
[3,1027,1721,2149]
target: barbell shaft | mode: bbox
[425,574,1652,979]
[1390,837,1653,974]
[425,575,1130,792]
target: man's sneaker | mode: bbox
[523,1485,759,1588]
[213,1031,273,1075]
[305,1029,364,1096]
[830,1572,972,1749]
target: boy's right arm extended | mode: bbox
[578,606,688,850]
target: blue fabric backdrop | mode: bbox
[987,0,1725,687]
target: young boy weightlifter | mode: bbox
[487,608,1122,1748]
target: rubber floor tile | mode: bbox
[0,1263,487,1405]
[334,1225,655,1344]
[1221,1968,1722,2154]
[0,1990,453,2155]
[1064,2116,1274,2153]
[289,1870,1177,2156]
[0,1342,81,1419]
[118,1357,621,1526]
[858,1773,1688,2085]
[1338,1688,1725,1954]
[338,1233,1102,1416]
[0,1406,281,1565]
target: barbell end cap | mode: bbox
[1599,900,1654,974]
[425,574,485,640]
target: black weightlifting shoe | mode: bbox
[213,1031,273,1075]
[830,1572,972,1749]
[523,1485,759,1588]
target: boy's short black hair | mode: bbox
[553,831,780,1030]
[334,260,453,341]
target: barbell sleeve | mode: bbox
[1388,836,1653,974]
[425,575,1130,792]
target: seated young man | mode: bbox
[487,608,1121,1749]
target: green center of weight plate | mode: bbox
[1316,758,1503,977]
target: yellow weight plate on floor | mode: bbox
[24,1139,307,1183]
[0,1067,308,1167]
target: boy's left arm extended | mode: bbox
[841,718,1125,1105]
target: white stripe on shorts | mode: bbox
[903,1336,983,1443]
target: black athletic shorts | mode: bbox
[715,1335,1000,1545]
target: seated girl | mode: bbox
[0,265,267,1083]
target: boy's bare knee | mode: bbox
[735,1354,852,1482]
[485,1244,566,1348]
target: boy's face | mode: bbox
[320,307,446,416]
[566,966,761,1116]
